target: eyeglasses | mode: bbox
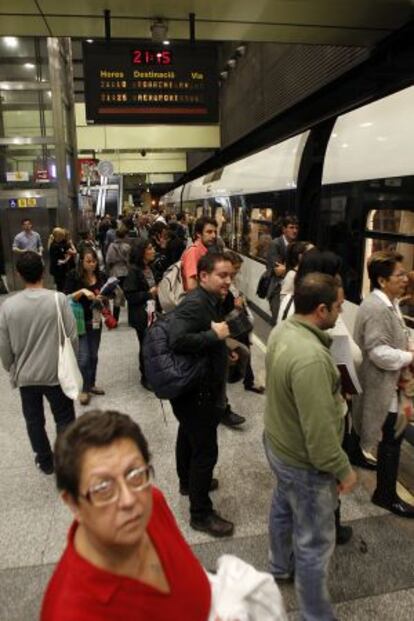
[80,464,154,507]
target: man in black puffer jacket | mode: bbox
[168,253,236,538]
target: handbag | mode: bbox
[68,298,86,336]
[101,306,118,330]
[256,271,271,299]
[55,293,83,400]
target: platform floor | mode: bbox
[1,307,414,620]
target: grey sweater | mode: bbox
[352,291,408,450]
[0,289,78,388]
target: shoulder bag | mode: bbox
[55,293,83,400]
[256,271,271,299]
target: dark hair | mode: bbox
[54,410,151,500]
[78,230,91,241]
[281,215,299,229]
[294,272,339,315]
[295,249,341,285]
[194,216,217,238]
[285,241,309,271]
[197,252,230,278]
[176,212,185,222]
[21,218,32,225]
[77,246,99,283]
[223,250,243,266]
[129,239,152,269]
[149,221,167,238]
[123,216,135,231]
[368,250,404,290]
[167,221,179,234]
[16,251,44,283]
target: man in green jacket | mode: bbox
[264,272,356,621]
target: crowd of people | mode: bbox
[1,209,414,620]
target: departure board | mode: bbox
[83,41,219,124]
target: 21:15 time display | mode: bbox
[132,50,172,65]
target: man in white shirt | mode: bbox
[12,218,43,255]
[353,250,414,518]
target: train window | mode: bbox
[361,209,414,298]
[366,209,414,235]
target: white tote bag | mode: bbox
[55,293,83,400]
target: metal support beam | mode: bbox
[104,10,111,43]
[189,13,195,45]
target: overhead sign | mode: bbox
[6,171,29,182]
[83,41,218,125]
[8,197,39,208]
[35,169,50,183]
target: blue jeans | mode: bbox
[264,435,337,621]
[78,328,101,392]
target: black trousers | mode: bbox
[19,385,75,465]
[236,331,255,388]
[113,276,125,322]
[134,328,146,382]
[170,388,222,520]
[375,411,404,502]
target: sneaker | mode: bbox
[79,392,91,405]
[90,386,105,395]
[190,511,234,537]
[336,524,353,545]
[221,408,246,427]
[180,478,219,496]
[35,455,54,475]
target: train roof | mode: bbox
[322,84,414,185]
[165,131,309,203]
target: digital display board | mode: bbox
[83,41,219,125]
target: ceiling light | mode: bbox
[359,122,373,128]
[220,71,228,80]
[163,40,170,45]
[86,39,94,44]
[24,63,35,69]
[341,143,349,148]
[227,59,236,69]
[4,37,18,48]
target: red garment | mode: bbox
[41,487,211,621]
[181,240,208,290]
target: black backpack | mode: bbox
[142,315,207,400]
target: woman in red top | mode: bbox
[41,410,211,621]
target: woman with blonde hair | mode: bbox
[49,227,76,292]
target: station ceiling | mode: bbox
[0,1,413,47]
